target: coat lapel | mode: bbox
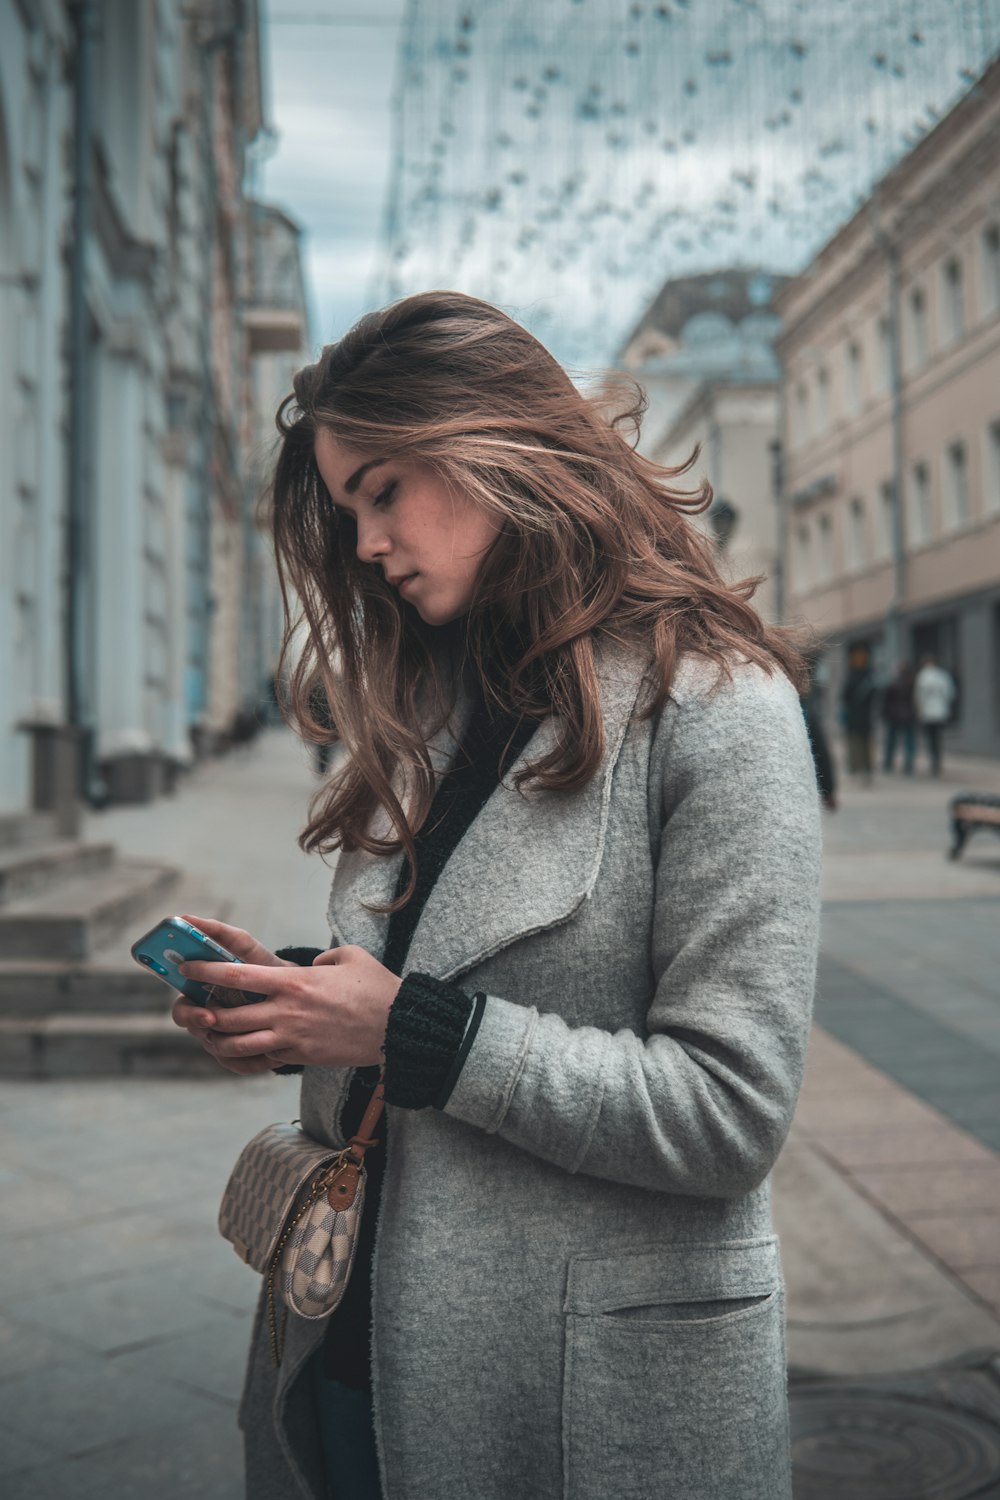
[327,637,650,983]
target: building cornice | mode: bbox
[777,109,1000,352]
[657,376,778,453]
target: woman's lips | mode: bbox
[398,574,418,594]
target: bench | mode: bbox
[948,792,1000,860]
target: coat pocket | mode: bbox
[562,1239,790,1500]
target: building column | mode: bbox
[162,451,193,770]
[92,344,157,801]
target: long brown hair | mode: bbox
[268,290,804,904]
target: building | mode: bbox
[777,58,1000,754]
[619,270,789,621]
[243,201,314,711]
[0,0,306,818]
[0,0,75,825]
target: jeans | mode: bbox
[924,722,945,776]
[883,723,915,773]
[310,1355,384,1500]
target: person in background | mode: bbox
[801,662,837,811]
[881,662,917,775]
[840,644,877,785]
[914,654,956,777]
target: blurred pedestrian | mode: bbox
[841,645,877,784]
[171,290,820,1500]
[881,662,916,775]
[801,663,837,810]
[802,698,837,809]
[309,682,335,775]
[914,655,956,777]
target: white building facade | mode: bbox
[777,58,1000,754]
[619,270,788,622]
[0,0,301,816]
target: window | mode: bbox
[985,420,1000,516]
[816,367,831,431]
[909,461,932,544]
[847,496,866,570]
[796,522,812,588]
[846,341,863,413]
[907,286,928,368]
[983,225,1000,316]
[817,513,834,582]
[876,316,892,393]
[945,440,969,527]
[795,383,810,445]
[942,257,965,342]
[878,480,896,558]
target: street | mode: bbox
[1,726,999,1496]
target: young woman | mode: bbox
[172,291,821,1500]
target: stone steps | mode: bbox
[0,811,58,849]
[0,859,181,961]
[0,840,117,907]
[0,1012,225,1078]
[0,879,236,1076]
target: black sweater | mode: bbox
[279,690,540,1390]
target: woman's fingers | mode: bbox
[180,915,294,970]
[171,997,216,1031]
[179,960,289,994]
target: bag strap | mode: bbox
[343,1067,385,1164]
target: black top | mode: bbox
[310,688,541,1389]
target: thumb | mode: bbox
[312,946,347,968]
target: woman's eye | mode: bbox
[373,480,397,509]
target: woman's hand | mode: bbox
[170,915,299,1074]
[176,943,402,1073]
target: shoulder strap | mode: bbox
[344,1068,385,1163]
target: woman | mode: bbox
[172,291,821,1500]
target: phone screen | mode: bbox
[130,917,264,1005]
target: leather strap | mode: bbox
[344,1069,385,1164]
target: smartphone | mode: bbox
[130,916,265,1006]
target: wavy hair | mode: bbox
[267,290,805,906]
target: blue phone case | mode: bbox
[130,916,264,1005]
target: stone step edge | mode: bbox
[0,841,119,907]
[0,1012,224,1077]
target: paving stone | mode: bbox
[850,1164,1000,1217]
[794,1087,946,1134]
[902,1212,1000,1272]
[107,1309,252,1405]
[0,1419,61,1478]
[816,1123,999,1170]
[0,1206,211,1303]
[11,1259,230,1355]
[962,1268,1000,1318]
[0,1353,229,1457]
[0,1413,244,1500]
[0,1308,88,1381]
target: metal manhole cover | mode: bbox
[791,1390,1000,1500]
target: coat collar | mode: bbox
[326,635,650,983]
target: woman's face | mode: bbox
[314,429,500,627]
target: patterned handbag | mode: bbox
[218,1072,385,1365]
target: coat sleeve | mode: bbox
[440,663,822,1199]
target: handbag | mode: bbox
[218,1070,385,1365]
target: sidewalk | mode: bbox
[775,747,1000,1376]
[0,729,998,1495]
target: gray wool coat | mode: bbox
[239,639,822,1500]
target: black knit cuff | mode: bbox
[383,972,476,1110]
[269,945,326,1074]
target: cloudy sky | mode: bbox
[258,0,1000,368]
[260,0,408,353]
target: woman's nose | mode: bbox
[354,515,390,566]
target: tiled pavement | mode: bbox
[1,727,999,1494]
[775,745,1000,1378]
